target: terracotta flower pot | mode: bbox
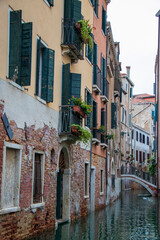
[73,105,87,118]
[71,126,81,136]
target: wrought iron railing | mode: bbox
[59,105,81,134]
[92,128,101,141]
[93,64,101,90]
[121,165,156,185]
[101,134,108,145]
[101,78,109,99]
[61,18,84,60]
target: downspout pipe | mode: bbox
[156,10,160,195]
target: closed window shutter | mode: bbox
[70,73,81,98]
[101,54,103,95]
[35,38,41,96]
[130,87,133,98]
[41,48,55,102]
[20,22,32,86]
[72,0,81,22]
[102,8,106,35]
[129,113,131,127]
[111,102,117,129]
[103,57,106,96]
[101,109,105,126]
[93,42,97,65]
[9,10,22,84]
[62,64,70,105]
[120,82,122,103]
[86,44,92,63]
[86,91,92,129]
[64,0,72,19]
[47,0,54,6]
[93,101,97,128]
[93,42,97,85]
[94,0,98,16]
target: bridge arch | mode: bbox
[121,174,157,196]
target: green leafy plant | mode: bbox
[78,19,93,50]
[71,124,92,145]
[121,152,124,157]
[148,155,156,176]
[69,96,92,115]
[98,126,114,140]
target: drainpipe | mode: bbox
[156,10,160,195]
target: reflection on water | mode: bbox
[28,190,160,240]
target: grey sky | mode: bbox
[107,0,160,95]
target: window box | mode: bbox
[73,105,87,118]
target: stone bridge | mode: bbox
[121,166,158,196]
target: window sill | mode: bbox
[0,206,20,215]
[8,79,24,91]
[84,195,89,199]
[31,202,45,210]
[100,192,104,196]
[36,96,47,105]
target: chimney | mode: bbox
[126,66,130,79]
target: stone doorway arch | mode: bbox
[56,147,71,221]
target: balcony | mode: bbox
[101,79,109,103]
[93,64,101,94]
[59,105,82,142]
[61,19,84,63]
[100,134,108,149]
[92,129,101,145]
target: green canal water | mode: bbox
[29,190,160,240]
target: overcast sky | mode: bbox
[107,0,160,95]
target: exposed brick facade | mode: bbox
[0,103,91,239]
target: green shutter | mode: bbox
[62,64,70,105]
[47,0,54,6]
[93,101,97,128]
[111,102,117,129]
[9,10,22,84]
[41,48,55,102]
[86,91,92,129]
[103,57,106,95]
[72,0,81,22]
[101,109,105,126]
[102,7,106,35]
[64,0,72,19]
[70,73,81,98]
[93,42,97,65]
[101,54,103,95]
[94,0,98,16]
[20,22,32,86]
[35,38,41,96]
[120,82,122,103]
[130,87,133,98]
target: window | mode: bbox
[132,130,134,139]
[139,151,142,163]
[143,152,145,162]
[122,107,124,123]
[32,152,45,204]
[111,102,117,129]
[8,10,32,86]
[84,163,89,196]
[102,6,106,35]
[129,113,131,127]
[139,133,142,142]
[35,38,55,102]
[92,100,97,138]
[100,170,104,193]
[136,131,138,141]
[147,136,149,145]
[111,174,115,189]
[125,110,127,125]
[1,142,22,212]
[143,135,145,144]
[85,89,92,128]
[101,54,106,96]
[136,150,138,161]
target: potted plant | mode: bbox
[71,124,92,145]
[69,96,92,118]
[76,19,93,50]
[98,126,114,140]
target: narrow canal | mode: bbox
[28,190,160,240]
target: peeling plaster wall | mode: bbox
[0,79,59,130]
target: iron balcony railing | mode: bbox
[59,105,81,135]
[101,134,108,145]
[101,78,109,99]
[121,165,156,185]
[93,64,101,90]
[61,18,84,60]
[92,128,101,141]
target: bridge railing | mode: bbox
[121,165,156,185]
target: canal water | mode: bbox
[28,190,160,240]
